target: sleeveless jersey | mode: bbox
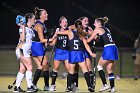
[55,28,69,50]
[99,27,114,45]
[32,20,47,42]
[68,30,84,51]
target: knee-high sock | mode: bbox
[108,73,115,89]
[84,72,91,87]
[26,71,33,88]
[51,71,58,85]
[15,72,24,87]
[89,71,94,86]
[43,71,49,87]
[33,69,42,86]
[67,73,74,89]
[73,73,78,87]
[98,70,107,85]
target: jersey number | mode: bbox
[74,40,79,49]
[107,33,113,42]
[63,40,67,47]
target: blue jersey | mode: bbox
[32,20,47,42]
[31,20,47,56]
[68,30,85,51]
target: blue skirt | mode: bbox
[69,50,85,64]
[54,48,69,60]
[31,42,45,56]
[84,50,92,59]
[102,44,118,60]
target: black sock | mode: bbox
[43,71,49,87]
[84,72,91,87]
[51,71,58,85]
[98,70,107,85]
[108,73,115,89]
[73,73,78,87]
[67,73,74,89]
[33,69,42,85]
[89,71,94,86]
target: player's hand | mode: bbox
[91,53,96,58]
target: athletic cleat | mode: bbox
[71,83,76,92]
[99,84,110,92]
[13,86,25,93]
[75,87,79,91]
[49,85,56,91]
[88,87,95,92]
[27,86,35,92]
[33,85,38,92]
[65,87,70,92]
[108,87,116,93]
[43,86,50,91]
[65,86,72,92]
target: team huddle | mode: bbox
[13,7,118,93]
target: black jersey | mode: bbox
[68,30,84,51]
[99,27,114,45]
[56,28,68,50]
[84,27,94,47]
[32,20,47,42]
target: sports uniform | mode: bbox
[99,27,118,60]
[16,27,35,59]
[54,28,69,61]
[31,20,47,56]
[68,30,85,64]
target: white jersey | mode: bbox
[16,27,35,59]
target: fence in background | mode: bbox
[0,46,134,77]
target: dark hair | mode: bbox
[59,16,67,24]
[34,7,44,19]
[78,16,88,21]
[96,17,109,26]
[74,20,87,37]
[24,13,34,23]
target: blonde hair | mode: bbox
[96,16,109,26]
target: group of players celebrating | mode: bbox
[13,7,118,93]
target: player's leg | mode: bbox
[78,62,94,92]
[98,57,110,92]
[20,57,34,92]
[67,63,75,92]
[50,60,61,91]
[32,57,43,91]
[106,61,116,92]
[13,62,25,92]
[73,63,79,90]
[41,55,50,91]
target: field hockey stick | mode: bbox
[40,26,57,66]
[8,79,16,89]
[92,41,96,90]
[48,45,55,67]
[41,39,49,66]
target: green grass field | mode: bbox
[0,48,138,92]
[0,76,140,93]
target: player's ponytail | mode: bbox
[34,7,44,20]
[96,16,109,26]
[103,17,109,25]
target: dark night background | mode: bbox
[0,0,140,47]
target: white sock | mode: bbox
[26,71,33,88]
[15,72,24,87]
